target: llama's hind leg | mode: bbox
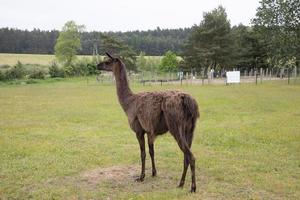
[147,134,157,176]
[176,138,196,192]
[178,153,189,187]
[135,132,146,182]
[189,151,196,192]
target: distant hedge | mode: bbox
[0,59,99,82]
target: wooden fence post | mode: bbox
[255,71,258,85]
[294,66,297,83]
[288,68,290,84]
[260,68,263,83]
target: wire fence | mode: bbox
[94,66,300,86]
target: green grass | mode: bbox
[0,79,299,199]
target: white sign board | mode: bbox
[226,71,240,84]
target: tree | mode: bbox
[252,0,300,68]
[100,34,137,71]
[136,51,148,72]
[231,24,268,70]
[183,6,234,72]
[159,50,179,72]
[55,21,85,66]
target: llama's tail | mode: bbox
[182,95,200,120]
[182,95,199,147]
[162,93,200,147]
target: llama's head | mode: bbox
[97,52,121,72]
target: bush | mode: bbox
[87,63,97,75]
[64,59,91,76]
[159,51,179,72]
[49,62,65,78]
[28,68,46,79]
[4,61,25,80]
[0,70,5,81]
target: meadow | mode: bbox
[0,53,163,66]
[0,78,299,199]
[0,53,94,66]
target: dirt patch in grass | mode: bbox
[78,165,180,193]
[80,165,140,186]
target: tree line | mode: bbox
[0,27,191,56]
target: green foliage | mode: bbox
[63,58,95,77]
[0,70,5,81]
[100,34,137,71]
[252,0,300,68]
[231,25,268,69]
[86,55,100,75]
[136,52,161,72]
[55,21,85,66]
[136,52,147,71]
[0,27,191,55]
[136,54,161,73]
[146,57,161,72]
[159,51,179,72]
[28,68,46,79]
[49,62,65,78]
[4,61,25,80]
[183,6,234,71]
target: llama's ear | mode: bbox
[105,52,113,59]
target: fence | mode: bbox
[94,66,299,86]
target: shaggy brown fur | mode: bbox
[97,53,200,192]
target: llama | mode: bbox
[97,52,200,192]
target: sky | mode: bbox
[0,0,260,32]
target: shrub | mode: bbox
[64,59,91,76]
[49,62,65,78]
[87,63,98,75]
[159,51,179,72]
[28,68,46,79]
[0,70,5,81]
[5,61,25,80]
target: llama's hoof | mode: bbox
[152,170,157,177]
[190,186,196,193]
[135,175,145,182]
[177,182,184,188]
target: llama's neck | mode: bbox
[114,63,134,111]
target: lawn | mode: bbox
[0,79,299,199]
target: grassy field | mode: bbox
[0,53,165,66]
[0,79,299,199]
[0,53,94,66]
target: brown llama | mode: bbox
[97,52,200,192]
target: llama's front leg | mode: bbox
[136,133,146,182]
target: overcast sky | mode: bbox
[0,0,260,32]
